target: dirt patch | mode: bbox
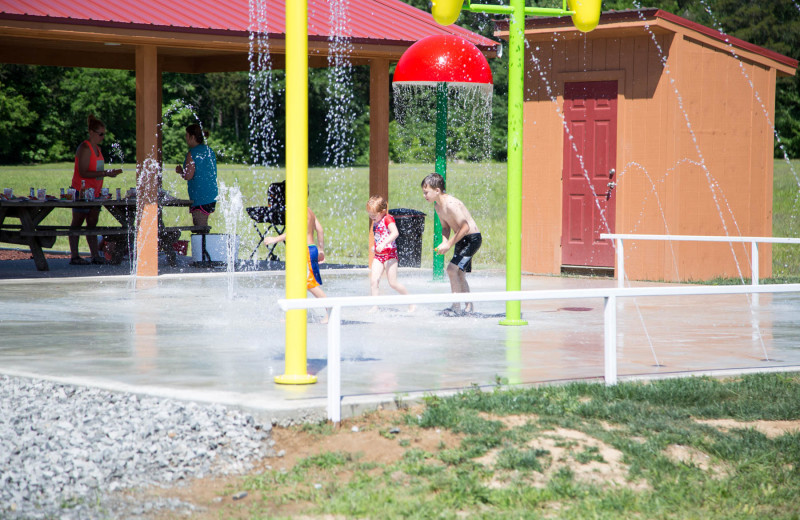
[141,406,463,519]
[696,418,800,438]
[478,427,649,491]
[664,444,730,478]
[478,412,537,429]
[270,407,462,471]
[139,409,651,519]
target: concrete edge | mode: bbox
[4,366,799,430]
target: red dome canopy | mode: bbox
[393,34,493,86]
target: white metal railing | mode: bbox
[601,234,800,289]
[278,283,800,423]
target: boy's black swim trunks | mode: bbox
[450,232,482,272]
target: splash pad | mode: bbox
[2,270,800,421]
[271,0,602,383]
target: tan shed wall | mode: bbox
[522,29,776,282]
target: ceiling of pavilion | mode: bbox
[0,0,499,72]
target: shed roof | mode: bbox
[496,8,797,76]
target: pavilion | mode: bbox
[0,0,497,274]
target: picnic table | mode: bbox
[0,197,209,271]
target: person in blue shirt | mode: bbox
[175,124,218,228]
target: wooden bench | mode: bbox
[15,225,209,236]
[0,219,212,269]
[158,225,212,266]
[162,225,211,234]
[19,226,131,237]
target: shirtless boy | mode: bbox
[421,173,482,316]
[264,206,328,322]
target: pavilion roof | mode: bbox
[0,0,498,50]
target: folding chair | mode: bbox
[246,180,285,261]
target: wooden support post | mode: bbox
[368,58,390,266]
[135,45,162,277]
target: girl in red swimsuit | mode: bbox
[366,195,414,312]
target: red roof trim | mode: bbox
[0,0,499,51]
[0,12,458,48]
[650,9,797,70]
[0,13,248,38]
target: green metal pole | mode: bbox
[433,82,448,281]
[499,0,527,326]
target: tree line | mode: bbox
[0,0,797,167]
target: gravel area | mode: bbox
[0,375,275,519]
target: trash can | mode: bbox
[388,208,426,267]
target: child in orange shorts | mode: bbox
[264,206,328,322]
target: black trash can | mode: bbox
[388,208,426,267]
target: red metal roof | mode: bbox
[0,0,498,49]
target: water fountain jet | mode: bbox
[393,34,493,280]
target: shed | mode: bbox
[497,9,797,282]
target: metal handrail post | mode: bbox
[751,240,759,287]
[603,295,618,385]
[327,305,342,423]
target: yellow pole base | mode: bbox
[275,373,318,385]
[499,318,528,326]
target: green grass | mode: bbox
[2,158,799,274]
[0,162,506,267]
[239,373,800,519]
[772,158,800,279]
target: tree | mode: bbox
[0,79,37,163]
[61,68,136,165]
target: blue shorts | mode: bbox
[307,245,322,289]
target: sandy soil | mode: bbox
[0,248,70,261]
[143,406,453,519]
[136,411,800,519]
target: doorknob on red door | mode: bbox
[605,181,616,201]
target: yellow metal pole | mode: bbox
[276,0,316,384]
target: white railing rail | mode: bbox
[600,234,800,289]
[278,283,800,423]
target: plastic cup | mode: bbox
[86,188,95,201]
[37,188,46,200]
[3,188,12,198]
[101,187,109,198]
[66,189,76,201]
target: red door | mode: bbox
[561,81,618,268]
